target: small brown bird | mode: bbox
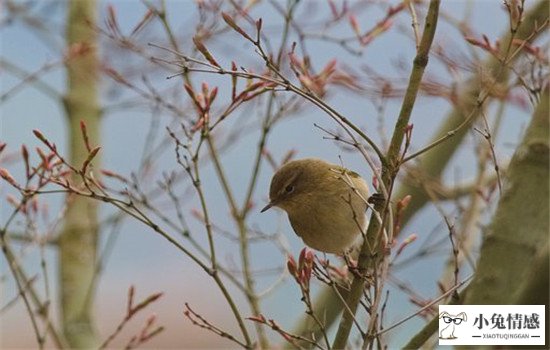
[261,158,369,254]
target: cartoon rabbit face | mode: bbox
[439,312,467,339]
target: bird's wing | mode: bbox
[329,165,361,179]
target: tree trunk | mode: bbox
[59,0,100,347]
[464,89,549,305]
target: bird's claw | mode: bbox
[367,192,385,206]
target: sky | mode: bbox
[0,0,541,348]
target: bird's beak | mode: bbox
[260,202,274,213]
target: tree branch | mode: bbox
[332,1,441,348]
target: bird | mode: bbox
[261,158,369,254]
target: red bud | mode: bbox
[349,14,361,36]
[209,87,218,104]
[0,168,18,187]
[81,146,101,173]
[397,195,412,212]
[396,233,418,256]
[21,145,30,178]
[221,12,253,41]
[33,129,47,143]
[287,255,297,277]
[256,18,262,31]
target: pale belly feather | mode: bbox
[288,188,367,253]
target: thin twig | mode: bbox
[377,274,473,336]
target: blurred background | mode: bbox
[1,0,545,348]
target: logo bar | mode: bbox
[438,305,545,346]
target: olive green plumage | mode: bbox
[262,158,369,254]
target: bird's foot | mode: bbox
[367,192,385,206]
[342,256,372,281]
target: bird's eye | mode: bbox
[285,185,295,193]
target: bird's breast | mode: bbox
[286,190,367,254]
